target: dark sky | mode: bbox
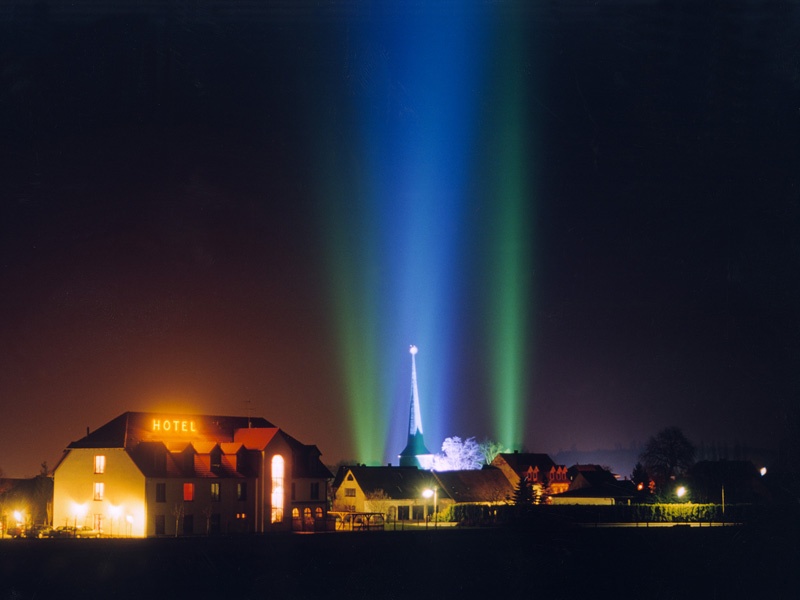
[1,1,799,478]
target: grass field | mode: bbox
[0,522,796,599]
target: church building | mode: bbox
[52,411,331,537]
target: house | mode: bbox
[490,452,570,496]
[332,465,439,521]
[52,411,332,536]
[331,465,516,523]
[432,468,514,506]
[550,465,636,505]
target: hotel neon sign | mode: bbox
[152,419,198,433]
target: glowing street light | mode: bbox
[676,486,686,498]
[109,505,122,537]
[73,503,87,533]
[422,487,438,529]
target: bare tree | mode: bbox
[433,436,484,471]
[479,439,507,466]
[202,505,213,535]
[172,503,184,537]
[365,489,392,519]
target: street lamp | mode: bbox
[422,488,438,529]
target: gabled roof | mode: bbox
[335,466,437,500]
[433,468,514,503]
[570,469,619,489]
[494,452,558,474]
[233,427,281,451]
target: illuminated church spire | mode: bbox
[398,345,433,468]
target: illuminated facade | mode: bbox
[491,452,570,496]
[52,412,331,537]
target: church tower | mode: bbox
[398,345,433,469]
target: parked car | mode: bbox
[50,526,77,538]
[74,526,101,538]
[24,525,53,539]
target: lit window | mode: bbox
[303,508,311,521]
[183,483,194,502]
[292,508,299,518]
[237,482,247,501]
[271,455,284,523]
[94,455,106,474]
[94,482,104,501]
[210,483,220,502]
[345,487,356,497]
[315,507,323,519]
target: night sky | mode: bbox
[1,1,799,478]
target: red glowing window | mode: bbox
[183,483,194,502]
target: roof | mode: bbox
[494,452,558,474]
[63,411,332,480]
[67,412,276,450]
[570,469,619,489]
[433,468,514,503]
[334,466,437,500]
[233,427,281,451]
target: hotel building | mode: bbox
[52,411,332,537]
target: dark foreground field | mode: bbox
[0,523,797,600]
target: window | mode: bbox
[315,507,323,519]
[345,487,356,497]
[156,483,166,503]
[310,482,320,500]
[93,482,104,501]
[94,455,106,474]
[346,473,354,481]
[237,482,247,501]
[292,508,299,518]
[271,455,284,523]
[183,483,194,502]
[155,515,166,535]
[210,482,220,502]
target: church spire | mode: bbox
[399,345,433,468]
